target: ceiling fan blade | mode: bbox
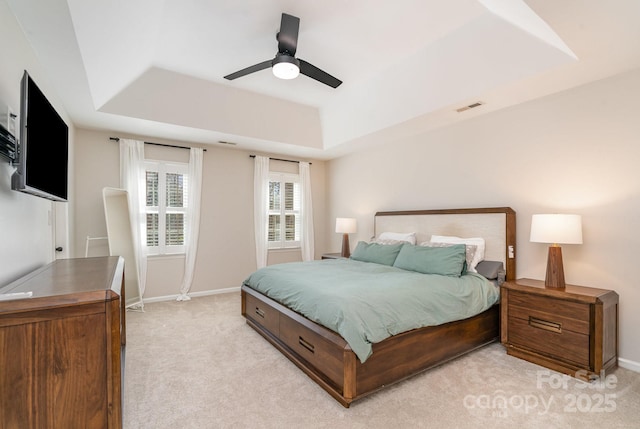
[299,59,342,88]
[224,60,272,80]
[277,13,299,55]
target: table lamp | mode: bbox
[336,218,357,258]
[530,214,583,288]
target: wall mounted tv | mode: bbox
[11,70,69,202]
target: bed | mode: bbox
[241,207,516,407]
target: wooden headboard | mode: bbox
[374,207,516,281]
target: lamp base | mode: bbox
[545,246,566,289]
[341,234,351,258]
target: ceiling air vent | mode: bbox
[217,140,237,146]
[456,102,484,113]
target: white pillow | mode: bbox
[430,235,485,272]
[372,238,406,246]
[378,232,417,245]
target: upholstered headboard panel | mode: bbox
[374,208,516,281]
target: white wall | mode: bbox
[0,0,74,287]
[327,68,640,365]
[74,128,327,300]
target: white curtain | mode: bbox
[253,156,270,269]
[177,148,204,301]
[299,161,314,261]
[119,139,147,303]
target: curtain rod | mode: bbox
[109,137,206,152]
[249,155,311,165]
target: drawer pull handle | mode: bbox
[298,336,315,354]
[529,316,562,334]
[255,307,265,318]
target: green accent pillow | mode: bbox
[393,243,466,277]
[350,241,404,266]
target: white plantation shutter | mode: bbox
[165,171,188,246]
[285,181,301,242]
[268,172,301,248]
[144,161,188,255]
[145,170,159,247]
[268,181,281,243]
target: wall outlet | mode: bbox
[0,104,17,137]
[7,107,16,136]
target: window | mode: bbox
[144,160,188,255]
[268,172,301,249]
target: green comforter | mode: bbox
[243,259,500,363]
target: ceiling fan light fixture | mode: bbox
[272,54,300,80]
[224,13,341,87]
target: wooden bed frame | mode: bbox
[241,207,516,407]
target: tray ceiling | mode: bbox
[7,0,640,158]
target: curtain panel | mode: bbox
[299,161,314,261]
[177,147,204,301]
[119,139,147,307]
[253,156,270,269]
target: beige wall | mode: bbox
[327,68,640,365]
[74,129,326,299]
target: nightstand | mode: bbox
[501,278,618,381]
[321,253,345,260]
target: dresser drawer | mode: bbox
[508,290,590,335]
[508,316,590,367]
[279,313,344,389]
[245,292,280,336]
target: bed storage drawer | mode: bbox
[244,292,280,336]
[279,313,345,389]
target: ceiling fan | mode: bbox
[224,13,342,88]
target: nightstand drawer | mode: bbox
[508,316,590,367]
[501,279,618,380]
[508,291,590,335]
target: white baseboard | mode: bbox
[618,357,640,373]
[142,286,240,304]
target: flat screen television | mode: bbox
[11,70,69,202]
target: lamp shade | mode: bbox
[335,218,357,234]
[530,214,583,245]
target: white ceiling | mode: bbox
[6,0,640,159]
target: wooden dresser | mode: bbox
[501,278,618,381]
[0,257,125,429]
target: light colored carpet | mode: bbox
[124,292,640,428]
